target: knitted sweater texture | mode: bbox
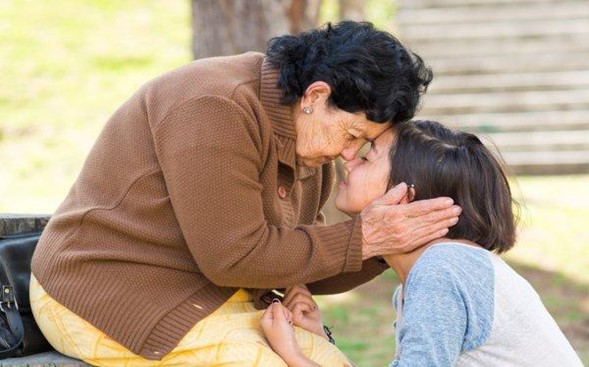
[31,52,386,360]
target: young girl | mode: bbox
[260,120,583,366]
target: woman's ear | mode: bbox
[300,81,331,109]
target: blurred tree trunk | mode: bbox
[339,0,366,21]
[191,0,322,60]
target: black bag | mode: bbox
[0,231,52,359]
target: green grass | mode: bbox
[2,2,587,366]
[510,176,589,283]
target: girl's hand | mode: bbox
[261,300,319,366]
[284,285,328,340]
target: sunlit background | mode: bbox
[1,1,587,365]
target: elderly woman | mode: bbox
[30,21,459,366]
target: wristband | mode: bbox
[323,325,335,345]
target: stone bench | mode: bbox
[1,351,90,367]
[0,215,91,366]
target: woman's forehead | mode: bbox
[352,116,390,139]
[374,128,396,146]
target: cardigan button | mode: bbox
[277,185,288,199]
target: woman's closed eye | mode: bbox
[346,133,359,141]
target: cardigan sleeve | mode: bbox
[153,95,363,289]
[306,257,388,295]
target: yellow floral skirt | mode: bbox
[30,275,351,366]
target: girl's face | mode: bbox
[335,128,396,216]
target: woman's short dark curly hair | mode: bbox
[266,21,432,124]
[389,120,519,253]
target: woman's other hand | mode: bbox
[283,285,328,340]
[360,182,462,259]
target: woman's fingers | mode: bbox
[403,207,460,241]
[378,183,455,212]
[416,209,460,231]
[361,189,462,258]
[375,182,410,205]
[402,202,461,222]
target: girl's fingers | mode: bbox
[284,291,314,310]
[290,302,313,324]
[260,303,277,329]
[265,300,292,327]
[284,285,312,306]
[292,302,313,315]
[283,304,293,325]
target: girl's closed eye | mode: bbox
[335,129,395,216]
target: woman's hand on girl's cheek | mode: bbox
[361,182,461,259]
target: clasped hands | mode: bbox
[260,285,325,366]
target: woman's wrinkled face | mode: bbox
[335,128,396,216]
[293,82,390,168]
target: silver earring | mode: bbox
[303,106,313,114]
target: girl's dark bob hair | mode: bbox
[266,21,432,124]
[389,120,519,253]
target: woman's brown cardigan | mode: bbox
[32,52,387,360]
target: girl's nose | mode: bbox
[343,157,361,173]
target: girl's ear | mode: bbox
[399,185,416,204]
[408,185,416,202]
